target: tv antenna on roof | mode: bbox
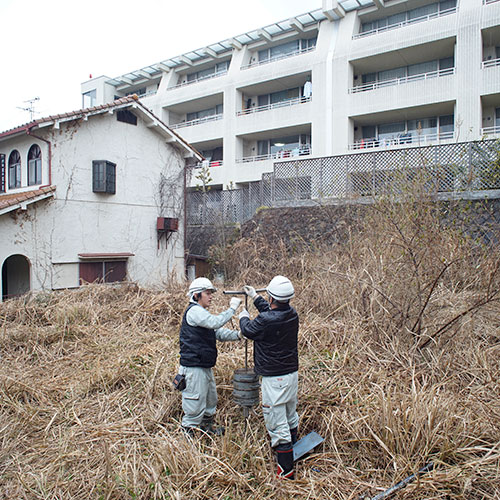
[17,97,40,121]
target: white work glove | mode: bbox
[243,285,257,299]
[239,309,250,320]
[238,331,245,340]
[229,297,242,311]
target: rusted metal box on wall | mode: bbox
[157,217,179,232]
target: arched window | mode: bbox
[28,144,42,186]
[8,150,21,189]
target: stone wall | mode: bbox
[187,199,500,259]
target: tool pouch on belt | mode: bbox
[173,374,186,391]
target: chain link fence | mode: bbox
[187,140,500,226]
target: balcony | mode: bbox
[349,131,455,150]
[482,58,500,69]
[236,146,311,163]
[241,46,315,70]
[353,7,456,40]
[236,96,311,116]
[170,113,223,130]
[196,160,224,168]
[481,125,500,137]
[349,68,455,93]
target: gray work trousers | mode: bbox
[261,371,299,448]
[180,366,217,428]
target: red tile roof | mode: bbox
[0,186,56,212]
[0,96,140,139]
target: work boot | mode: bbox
[275,442,294,479]
[200,416,225,436]
[290,427,298,445]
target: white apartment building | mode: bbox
[81,0,500,191]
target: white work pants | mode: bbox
[180,366,217,428]
[261,371,299,448]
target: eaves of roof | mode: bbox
[0,96,203,161]
[0,185,56,216]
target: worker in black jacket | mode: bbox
[239,275,299,480]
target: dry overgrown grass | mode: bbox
[1,191,500,499]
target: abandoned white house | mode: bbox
[0,96,202,301]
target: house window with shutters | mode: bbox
[92,160,116,194]
[0,154,5,193]
[8,150,21,189]
[27,144,42,186]
[79,260,127,284]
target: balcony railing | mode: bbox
[236,146,311,163]
[168,70,228,91]
[353,7,457,39]
[170,113,223,130]
[349,131,455,150]
[482,58,500,69]
[481,125,500,136]
[349,67,455,93]
[236,96,312,116]
[196,160,224,168]
[241,46,316,70]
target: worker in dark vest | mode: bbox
[239,276,299,479]
[179,277,242,436]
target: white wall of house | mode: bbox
[0,107,188,298]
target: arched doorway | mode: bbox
[1,254,30,300]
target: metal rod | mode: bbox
[223,288,266,295]
[369,463,434,500]
[245,294,248,370]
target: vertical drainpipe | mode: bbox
[27,128,52,187]
[183,159,188,279]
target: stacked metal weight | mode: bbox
[223,289,264,419]
[233,368,260,418]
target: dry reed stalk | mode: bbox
[1,195,500,498]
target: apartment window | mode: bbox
[186,104,223,122]
[439,114,454,133]
[79,260,127,284]
[27,144,42,186]
[495,108,500,128]
[360,0,456,33]
[258,134,311,156]
[92,160,116,194]
[361,114,454,143]
[258,38,316,62]
[257,87,301,107]
[117,109,138,125]
[0,154,5,193]
[82,89,96,108]
[361,56,454,85]
[201,147,223,165]
[8,150,21,189]
[125,88,146,97]
[187,61,230,82]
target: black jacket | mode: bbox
[240,295,299,376]
[179,303,217,368]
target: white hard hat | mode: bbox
[187,277,217,297]
[266,275,294,301]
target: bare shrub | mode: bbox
[1,185,500,498]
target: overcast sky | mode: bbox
[0,0,323,132]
